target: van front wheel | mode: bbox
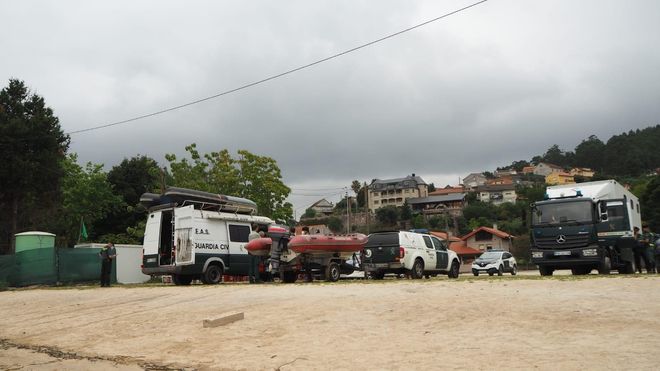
[202,265,223,284]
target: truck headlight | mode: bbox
[532,252,543,258]
[582,248,598,257]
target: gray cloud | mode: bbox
[2,0,659,212]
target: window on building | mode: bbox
[381,200,387,204]
[396,189,402,194]
[396,198,402,202]
[374,200,379,204]
[475,230,492,241]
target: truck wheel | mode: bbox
[511,265,518,275]
[448,260,460,279]
[173,274,193,285]
[598,256,611,275]
[325,262,341,282]
[281,270,298,283]
[497,265,504,276]
[539,266,554,276]
[410,259,424,279]
[202,264,223,284]
[370,271,385,280]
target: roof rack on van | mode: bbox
[181,200,255,215]
[140,187,258,215]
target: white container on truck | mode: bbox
[530,180,641,275]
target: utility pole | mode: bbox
[346,189,350,234]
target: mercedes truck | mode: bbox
[530,180,641,276]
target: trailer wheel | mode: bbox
[202,264,223,284]
[325,262,341,282]
[172,274,193,285]
[539,266,554,276]
[410,259,424,279]
[598,255,611,275]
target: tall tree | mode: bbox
[0,79,70,252]
[641,175,660,231]
[573,135,605,172]
[56,154,124,246]
[94,155,162,240]
[166,144,293,221]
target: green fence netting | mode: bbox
[1,248,116,287]
[57,248,115,284]
[13,248,57,286]
[0,254,16,287]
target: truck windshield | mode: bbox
[532,201,593,225]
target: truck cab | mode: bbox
[530,180,640,276]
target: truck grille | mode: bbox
[535,234,589,249]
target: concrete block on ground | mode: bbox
[203,311,244,328]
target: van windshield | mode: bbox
[532,200,593,225]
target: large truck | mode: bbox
[530,180,641,276]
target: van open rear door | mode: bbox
[174,205,195,266]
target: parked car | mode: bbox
[362,231,461,279]
[471,250,517,276]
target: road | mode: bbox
[1,274,659,370]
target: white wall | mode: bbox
[75,243,150,284]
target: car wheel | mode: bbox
[172,274,193,285]
[448,260,460,279]
[473,271,479,276]
[511,265,518,275]
[497,265,503,276]
[410,259,424,279]
[539,266,554,276]
[202,264,223,284]
[488,271,494,276]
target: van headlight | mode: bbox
[582,248,598,257]
[532,251,543,258]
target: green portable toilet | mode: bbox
[15,231,56,252]
[13,231,57,286]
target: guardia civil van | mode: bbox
[140,187,274,285]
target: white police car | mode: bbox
[471,250,517,276]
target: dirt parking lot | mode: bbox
[1,274,659,370]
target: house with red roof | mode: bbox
[461,226,515,252]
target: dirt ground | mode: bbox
[1,274,659,370]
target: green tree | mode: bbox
[94,155,162,240]
[399,203,412,221]
[57,154,124,245]
[166,144,293,221]
[573,135,605,172]
[327,216,343,233]
[0,79,70,252]
[641,175,660,231]
[428,183,436,192]
[376,206,399,226]
[411,214,428,229]
[302,208,316,219]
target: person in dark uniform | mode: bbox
[633,227,644,273]
[638,224,656,274]
[99,242,116,287]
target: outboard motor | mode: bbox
[267,225,290,271]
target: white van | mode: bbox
[140,188,274,285]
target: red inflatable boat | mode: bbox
[245,237,272,256]
[288,234,368,254]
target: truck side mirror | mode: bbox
[599,202,608,221]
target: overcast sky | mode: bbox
[2,0,659,216]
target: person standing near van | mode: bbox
[638,224,656,274]
[248,225,261,283]
[633,227,644,273]
[99,242,116,287]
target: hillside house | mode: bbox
[475,184,518,205]
[462,226,514,252]
[545,172,575,185]
[533,162,564,176]
[463,173,487,190]
[407,193,467,217]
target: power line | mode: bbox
[67,0,488,135]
